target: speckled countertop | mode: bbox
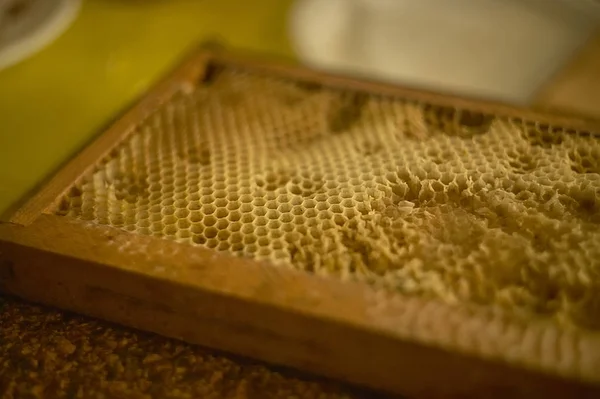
[0,295,394,399]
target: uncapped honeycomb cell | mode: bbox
[56,66,600,331]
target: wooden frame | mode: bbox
[1,46,600,398]
[534,31,600,120]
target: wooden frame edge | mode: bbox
[208,49,600,133]
[0,215,599,397]
[533,29,600,120]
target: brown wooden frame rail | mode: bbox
[1,46,600,398]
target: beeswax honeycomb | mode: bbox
[56,66,600,331]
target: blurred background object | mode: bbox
[0,0,82,71]
[534,32,600,118]
[289,0,600,105]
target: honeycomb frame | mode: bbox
[1,47,600,398]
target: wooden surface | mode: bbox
[534,31,600,120]
[0,295,384,399]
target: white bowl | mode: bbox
[0,0,82,71]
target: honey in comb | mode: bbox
[56,67,600,332]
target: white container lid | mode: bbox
[0,0,82,71]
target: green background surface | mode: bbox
[0,0,294,216]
